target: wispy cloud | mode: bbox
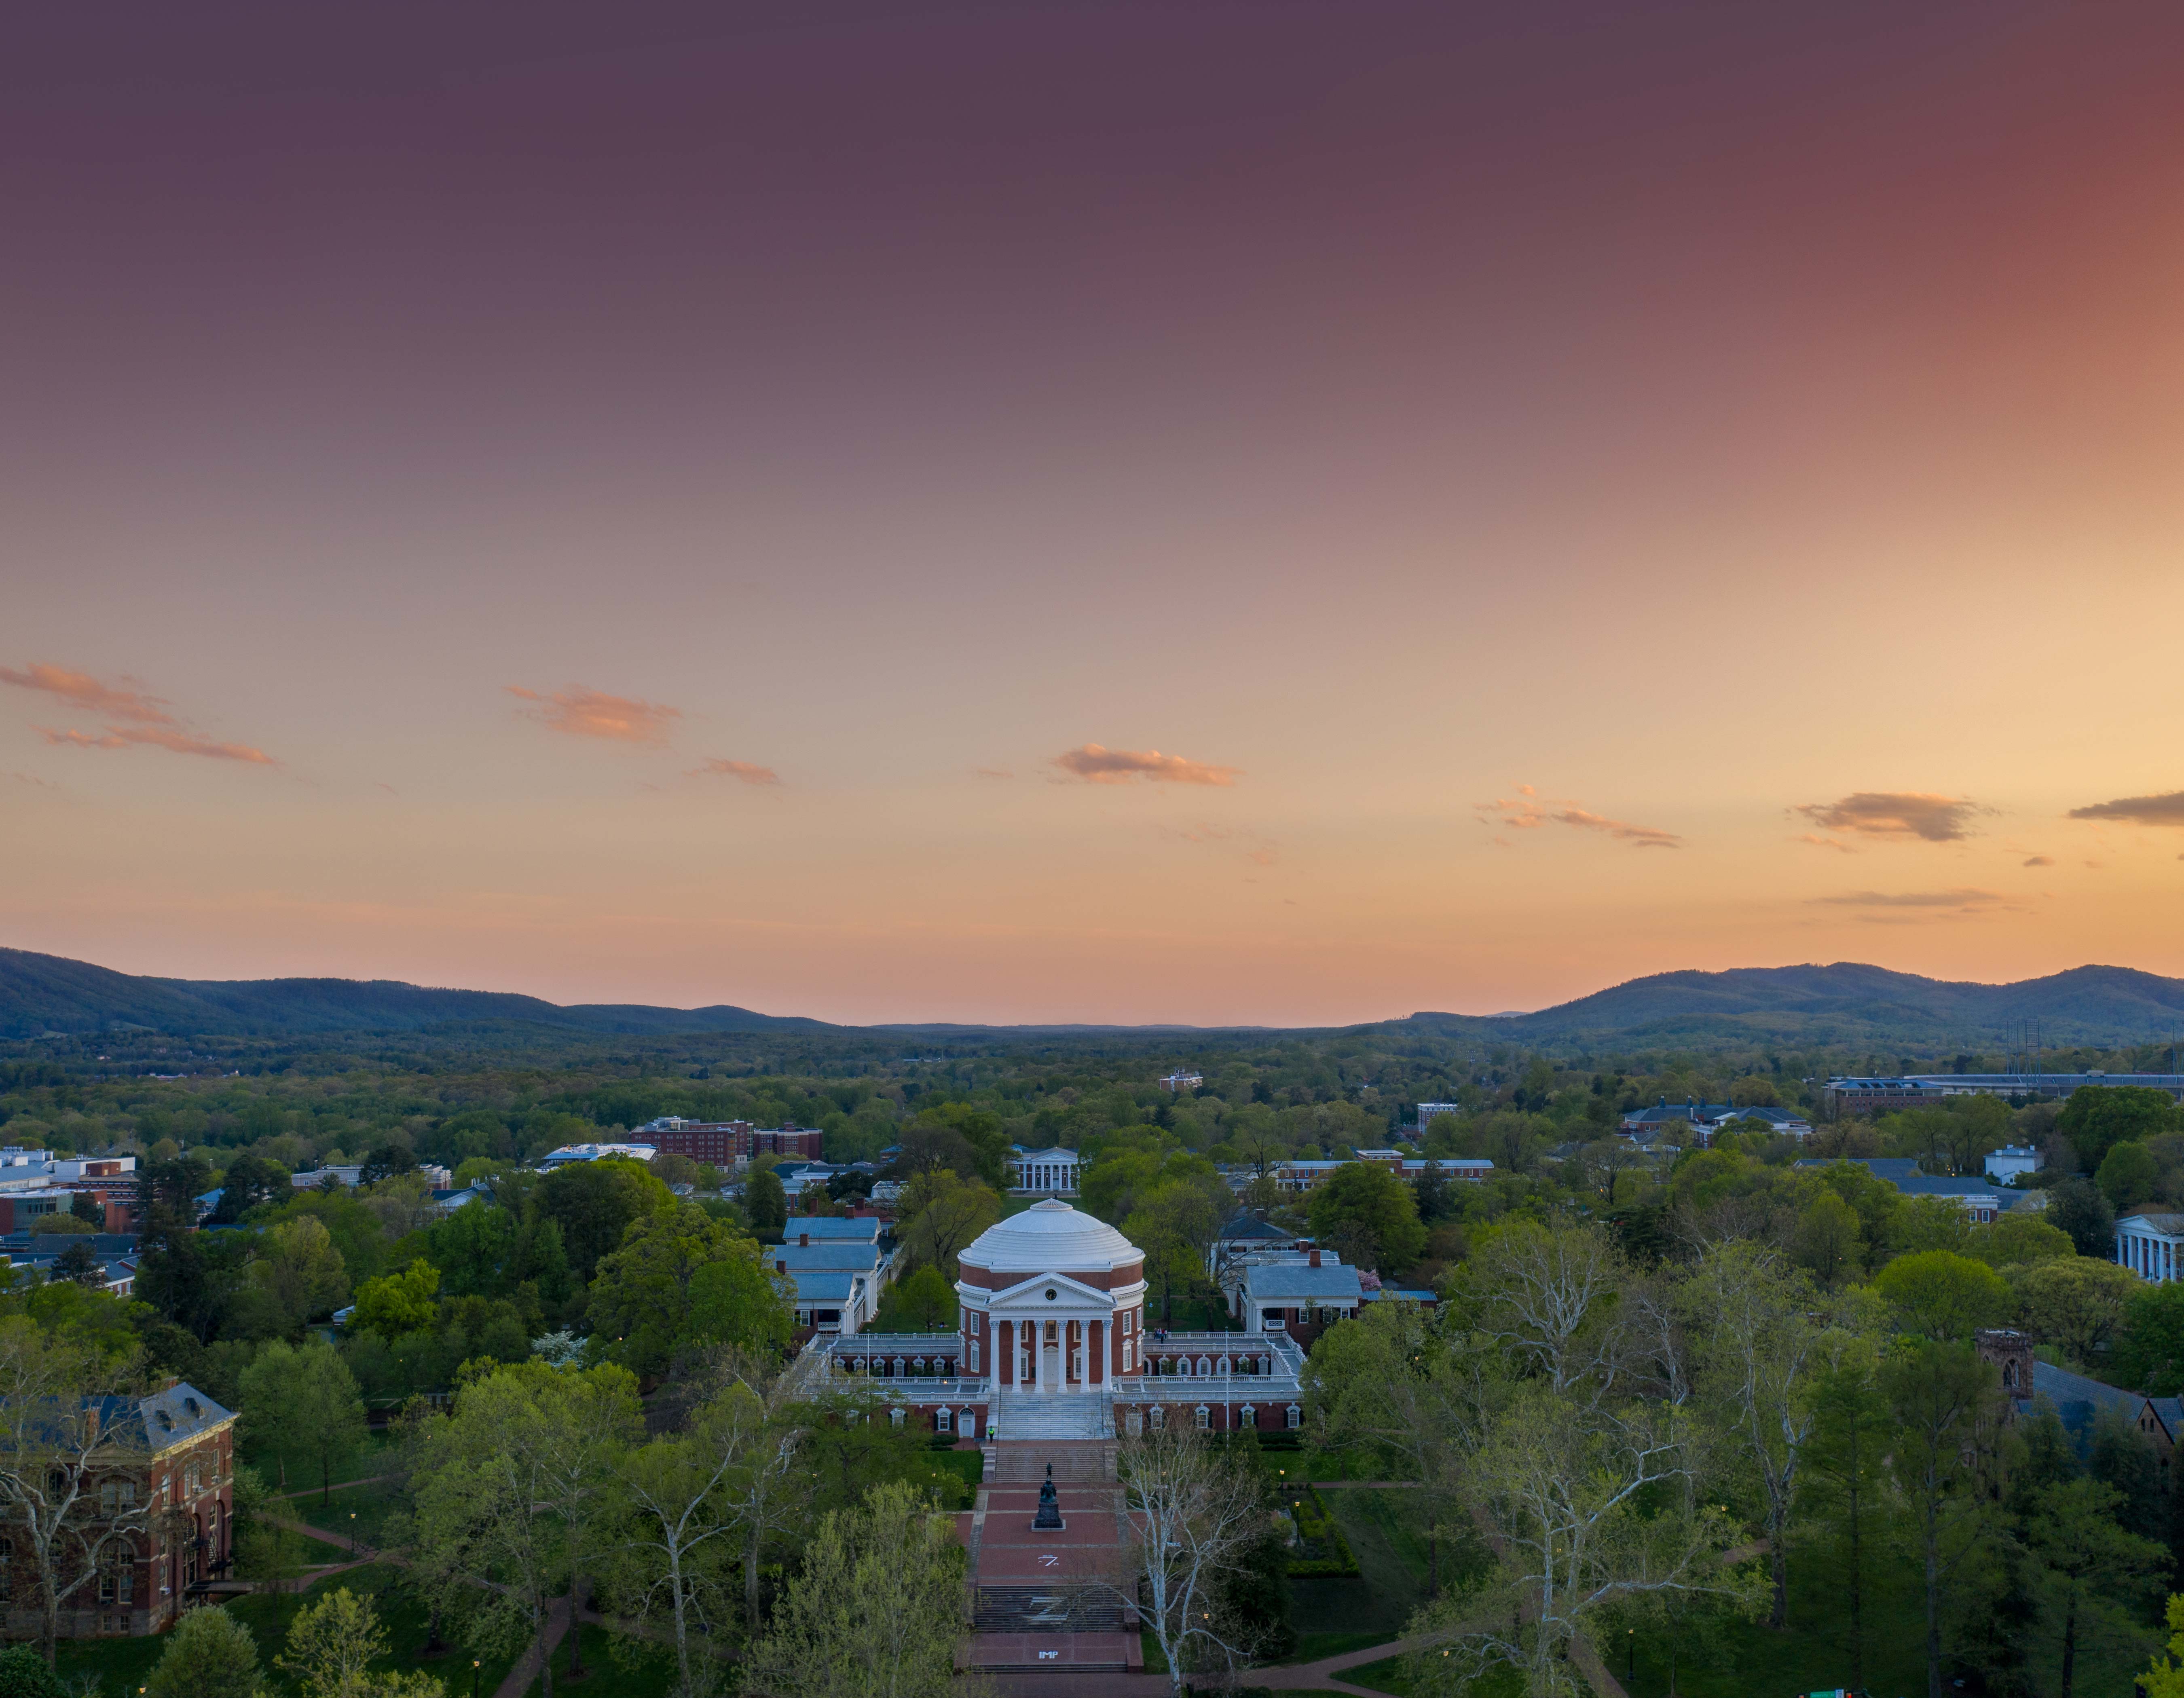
[1476,785,1681,849]
[1794,792,1984,842]
[0,663,175,724]
[1795,833,1856,853]
[2068,790,2184,826]
[507,685,681,745]
[1051,743,1241,786]
[687,758,780,786]
[35,725,278,764]
[975,767,1014,780]
[5,661,277,765]
[2023,854,2054,867]
[1810,888,2008,910]
[7,771,59,789]
[1168,822,1279,866]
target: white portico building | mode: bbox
[958,1199,1146,1400]
[795,1198,1314,1442]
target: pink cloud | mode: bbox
[687,758,781,786]
[1051,743,1240,786]
[1477,787,1681,849]
[0,662,175,724]
[1795,792,1984,842]
[507,684,681,745]
[36,724,277,764]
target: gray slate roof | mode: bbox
[772,1242,882,1272]
[2022,1360,2143,1451]
[784,1218,882,1241]
[787,1271,862,1303]
[1245,1263,1366,1301]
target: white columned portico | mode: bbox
[954,1199,1148,1403]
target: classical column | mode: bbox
[1090,1318,1104,1386]
[999,1319,1014,1386]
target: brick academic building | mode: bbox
[635,1118,825,1165]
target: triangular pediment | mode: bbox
[988,1271,1112,1308]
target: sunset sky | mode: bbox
[6,0,2184,1026]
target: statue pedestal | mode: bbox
[1032,1464,1065,1531]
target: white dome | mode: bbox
[960,1199,1141,1275]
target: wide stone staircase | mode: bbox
[992,1388,1113,1441]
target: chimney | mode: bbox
[799,1232,810,1248]
[1308,1249,1321,1268]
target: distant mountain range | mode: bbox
[5,946,2183,1052]
[1400,962,2184,1050]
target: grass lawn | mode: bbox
[524,1624,687,1698]
[926,1447,984,1492]
[279,1477,407,1551]
[1619,1539,2157,1698]
[1340,1651,1524,1696]
[246,1428,399,1495]
[54,1564,525,1698]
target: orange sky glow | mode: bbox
[4,2,2184,1025]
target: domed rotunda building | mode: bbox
[803,1198,1308,1443]
[956,1199,1148,1393]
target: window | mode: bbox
[969,1341,981,1374]
[889,1408,905,1428]
[1241,1404,1257,1429]
[1150,1406,1165,1431]
[1285,1404,1302,1431]
[936,1408,952,1433]
[101,1482,117,1513]
[119,1482,134,1509]
[1194,1406,1210,1430]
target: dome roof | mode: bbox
[960,1199,1141,1275]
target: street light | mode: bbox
[471,1660,480,1698]
[1626,1627,1634,1685]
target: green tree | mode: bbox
[1080,1145,1167,1226]
[895,1171,1001,1280]
[2025,1478,2165,1698]
[352,1259,441,1340]
[49,1239,103,1288]
[1968,1211,2076,1267]
[1304,1162,1427,1275]
[1873,1250,2011,1341]
[1790,1189,1863,1286]
[0,1648,64,1698]
[2115,1281,2184,1396]
[1797,1356,1889,1692]
[1684,1244,1854,1627]
[534,1159,674,1284]
[249,1215,352,1333]
[2144,1593,2184,1697]
[146,1604,264,1698]
[2098,1140,2162,1209]
[1881,1339,2007,1698]
[887,1265,958,1332]
[0,1319,156,1668]
[601,1383,777,1697]
[743,1167,787,1235]
[1124,1163,1236,1323]
[589,1204,788,1377]
[742,1479,966,1698]
[422,1201,519,1297]
[2059,1086,2180,1172]
[209,1153,292,1224]
[411,1362,641,1698]
[2015,1258,2141,1369]
[67,1191,100,1228]
[237,1337,368,1502]
[279,1585,443,1697]
[2047,1175,2118,1259]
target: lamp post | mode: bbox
[471,1660,480,1698]
[1626,1627,1634,1685]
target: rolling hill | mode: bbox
[6,946,2183,1051]
[1400,962,2184,1050]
